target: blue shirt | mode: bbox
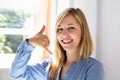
[10,40,104,80]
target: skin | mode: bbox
[28,25,52,54]
[28,14,82,80]
[57,15,81,55]
[57,15,82,79]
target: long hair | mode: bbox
[49,8,93,80]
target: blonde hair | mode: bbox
[49,8,93,80]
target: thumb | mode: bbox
[37,25,46,34]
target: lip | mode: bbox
[61,39,73,44]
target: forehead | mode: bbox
[61,15,76,23]
[57,15,81,30]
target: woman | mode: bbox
[10,8,104,80]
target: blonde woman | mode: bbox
[10,8,104,80]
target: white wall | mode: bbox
[1,0,120,80]
[74,0,120,80]
[0,69,12,80]
[70,0,97,57]
[97,0,120,80]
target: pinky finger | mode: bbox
[45,47,52,54]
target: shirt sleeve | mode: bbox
[85,60,105,80]
[9,39,35,79]
[10,39,52,80]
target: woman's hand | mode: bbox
[28,25,52,54]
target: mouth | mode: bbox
[61,39,73,44]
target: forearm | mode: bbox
[10,39,35,78]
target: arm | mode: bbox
[10,25,52,79]
[10,39,35,79]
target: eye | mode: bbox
[68,26,75,30]
[57,28,63,33]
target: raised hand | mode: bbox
[28,25,52,54]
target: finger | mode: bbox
[44,36,50,45]
[37,35,50,46]
[37,25,46,34]
[45,47,52,54]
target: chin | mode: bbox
[62,46,72,51]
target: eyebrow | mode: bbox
[68,23,74,26]
[59,23,74,27]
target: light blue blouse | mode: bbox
[10,40,104,80]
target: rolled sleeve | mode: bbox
[10,39,35,79]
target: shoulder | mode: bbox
[87,57,103,65]
[84,57,104,80]
[84,57,104,71]
[79,57,103,67]
[88,57,104,68]
[74,57,104,72]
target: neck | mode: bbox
[65,50,80,63]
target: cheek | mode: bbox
[74,32,81,42]
[56,32,62,39]
[56,35,61,42]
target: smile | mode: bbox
[61,39,73,44]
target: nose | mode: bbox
[62,29,70,37]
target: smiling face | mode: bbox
[57,14,81,51]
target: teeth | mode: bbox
[63,40,72,43]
